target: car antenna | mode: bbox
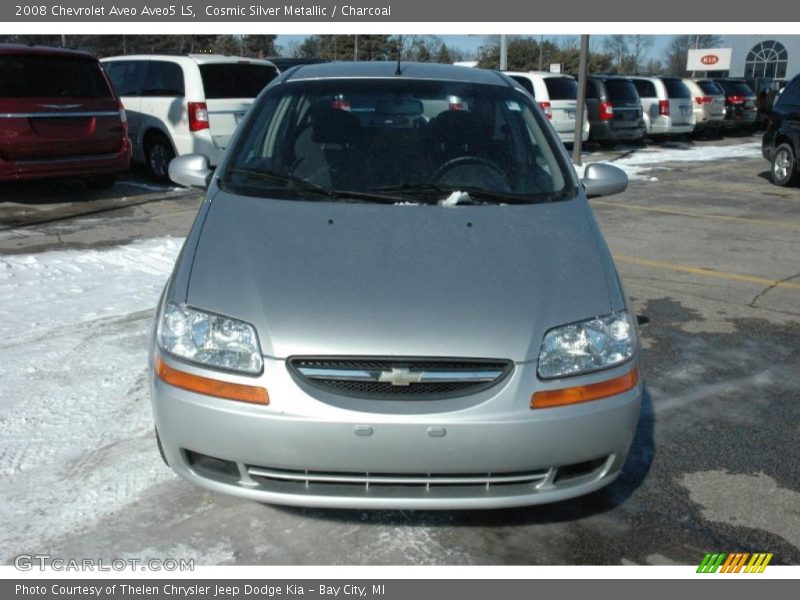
[395,35,403,76]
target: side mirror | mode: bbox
[582,163,628,198]
[168,154,212,189]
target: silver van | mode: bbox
[629,76,695,138]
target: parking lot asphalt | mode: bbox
[1,133,798,565]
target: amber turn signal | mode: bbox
[531,367,639,409]
[155,357,269,405]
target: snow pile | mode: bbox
[0,237,183,559]
[0,238,183,345]
[574,141,762,181]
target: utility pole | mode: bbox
[539,34,543,71]
[572,35,589,167]
[499,34,507,71]
[354,35,358,61]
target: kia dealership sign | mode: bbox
[687,48,732,71]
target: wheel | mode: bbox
[430,156,510,191]
[144,132,175,183]
[771,143,798,187]
[84,174,117,190]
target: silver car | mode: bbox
[629,75,695,138]
[151,62,642,510]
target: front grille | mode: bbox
[246,464,550,497]
[287,357,513,400]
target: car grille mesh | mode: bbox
[246,465,550,494]
[288,357,513,400]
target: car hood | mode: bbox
[183,191,614,362]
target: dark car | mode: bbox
[0,44,130,188]
[762,74,800,186]
[586,75,646,146]
[704,78,758,130]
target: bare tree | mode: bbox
[628,35,654,73]
[603,35,628,72]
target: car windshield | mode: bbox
[697,80,724,95]
[664,79,690,99]
[605,80,639,103]
[199,63,279,99]
[543,77,578,100]
[721,81,755,96]
[222,78,577,204]
[0,55,111,98]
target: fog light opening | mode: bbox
[184,449,240,480]
[553,456,608,484]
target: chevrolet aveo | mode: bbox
[151,62,642,510]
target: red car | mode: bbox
[0,44,130,188]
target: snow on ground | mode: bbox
[0,237,182,560]
[575,141,762,181]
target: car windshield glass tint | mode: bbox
[697,81,723,95]
[543,78,578,100]
[632,80,656,98]
[606,80,639,103]
[0,55,111,98]
[664,79,690,99]
[223,78,576,204]
[200,64,279,99]
[141,62,184,96]
[723,81,755,96]
[509,76,535,96]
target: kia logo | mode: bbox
[701,55,719,65]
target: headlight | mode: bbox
[538,311,635,379]
[157,304,263,374]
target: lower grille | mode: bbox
[183,450,613,501]
[288,357,513,400]
[245,465,550,497]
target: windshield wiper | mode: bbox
[226,168,403,204]
[376,182,539,205]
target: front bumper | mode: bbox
[0,140,131,182]
[151,354,642,509]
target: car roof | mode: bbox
[281,61,512,86]
[504,70,574,79]
[590,74,634,81]
[0,43,97,60]
[100,54,277,67]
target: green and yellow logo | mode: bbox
[697,552,773,573]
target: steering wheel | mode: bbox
[430,156,511,191]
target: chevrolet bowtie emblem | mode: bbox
[377,367,423,386]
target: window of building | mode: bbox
[745,40,789,79]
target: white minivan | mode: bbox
[505,71,590,144]
[102,54,279,181]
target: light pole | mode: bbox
[572,35,590,166]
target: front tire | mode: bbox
[771,143,798,187]
[144,132,175,183]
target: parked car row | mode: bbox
[0,43,280,186]
[502,70,763,147]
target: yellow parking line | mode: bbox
[591,199,800,229]
[613,254,800,290]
